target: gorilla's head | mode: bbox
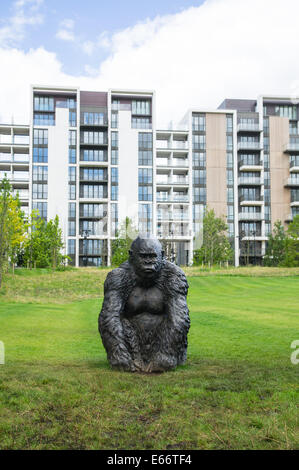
[129,237,164,281]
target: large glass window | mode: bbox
[32,183,48,199]
[138,185,152,201]
[33,165,48,182]
[132,100,151,116]
[192,114,205,131]
[32,201,47,219]
[34,96,54,111]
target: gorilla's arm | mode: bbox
[98,268,134,370]
[163,264,190,364]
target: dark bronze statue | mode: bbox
[98,237,190,372]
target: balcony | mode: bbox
[13,154,29,163]
[12,172,29,181]
[238,159,263,171]
[13,190,29,200]
[237,123,260,132]
[238,212,263,221]
[290,161,299,172]
[284,142,299,153]
[156,195,189,203]
[238,141,261,151]
[239,195,263,205]
[0,153,12,162]
[156,177,189,186]
[238,177,262,186]
[285,177,299,187]
[157,213,189,221]
[156,158,189,168]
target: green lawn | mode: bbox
[0,268,298,449]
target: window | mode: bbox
[139,133,152,165]
[34,96,54,111]
[227,205,234,220]
[227,152,233,168]
[83,112,106,125]
[111,203,118,236]
[111,150,118,165]
[111,167,118,183]
[138,132,152,149]
[226,115,233,132]
[138,204,152,234]
[227,169,233,185]
[34,113,55,126]
[32,201,47,219]
[138,185,152,201]
[69,202,76,218]
[111,112,118,128]
[80,168,107,181]
[82,131,107,145]
[193,187,206,203]
[80,184,107,199]
[33,165,48,182]
[193,169,206,185]
[69,148,76,164]
[192,134,206,150]
[132,100,151,116]
[193,152,206,167]
[68,221,76,236]
[81,149,107,162]
[69,167,76,182]
[275,105,297,120]
[69,130,76,146]
[227,187,234,203]
[132,117,151,129]
[69,184,76,200]
[192,114,205,131]
[32,183,48,199]
[69,111,76,127]
[33,129,48,145]
[111,131,118,148]
[138,168,152,184]
[226,135,233,150]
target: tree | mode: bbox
[111,217,138,266]
[264,220,286,266]
[23,213,65,269]
[284,215,299,267]
[0,177,25,287]
[193,208,233,266]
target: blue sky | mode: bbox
[0,0,298,125]
[1,0,203,75]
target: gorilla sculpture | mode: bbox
[98,237,190,372]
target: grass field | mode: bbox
[0,267,298,450]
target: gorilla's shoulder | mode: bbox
[162,261,189,295]
[104,262,131,293]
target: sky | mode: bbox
[0,0,299,126]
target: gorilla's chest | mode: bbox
[124,286,164,317]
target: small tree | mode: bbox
[193,208,233,266]
[23,213,64,269]
[0,177,25,287]
[264,220,286,266]
[111,217,138,266]
[284,215,299,267]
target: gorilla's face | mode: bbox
[129,239,164,280]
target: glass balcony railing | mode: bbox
[285,177,299,187]
[238,141,261,150]
[238,212,263,221]
[237,123,260,132]
[0,153,11,162]
[238,177,262,185]
[13,154,29,162]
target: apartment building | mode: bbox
[0,86,297,267]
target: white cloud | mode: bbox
[56,29,75,42]
[1,0,299,125]
[56,18,75,42]
[0,0,43,47]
